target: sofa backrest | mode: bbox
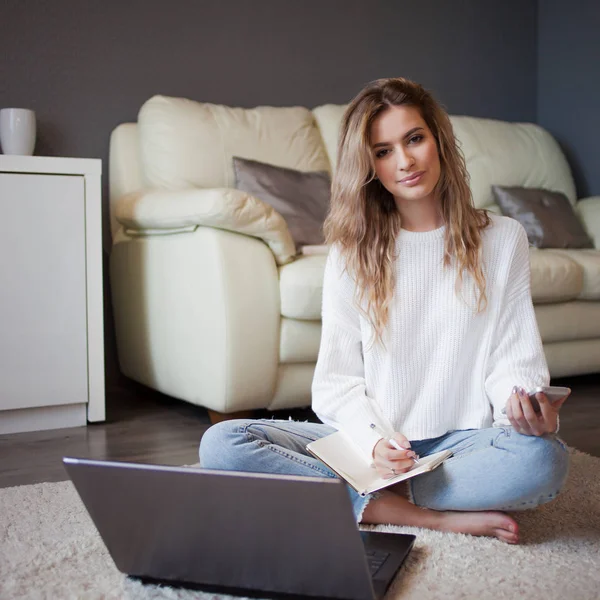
[138,95,330,190]
[312,104,577,210]
[450,115,576,208]
[109,95,577,239]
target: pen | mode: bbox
[369,423,420,464]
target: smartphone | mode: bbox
[528,386,571,412]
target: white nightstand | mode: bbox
[0,155,105,434]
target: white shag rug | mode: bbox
[1,448,599,600]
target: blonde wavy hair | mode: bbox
[324,77,491,346]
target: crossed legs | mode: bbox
[200,420,569,544]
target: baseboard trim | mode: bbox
[0,403,87,435]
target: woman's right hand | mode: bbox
[372,433,418,479]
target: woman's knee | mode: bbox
[521,435,568,479]
[511,434,570,505]
[199,419,251,469]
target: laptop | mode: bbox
[63,457,415,600]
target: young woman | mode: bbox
[200,77,570,544]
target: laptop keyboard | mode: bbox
[365,549,391,577]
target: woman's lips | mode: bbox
[398,171,425,185]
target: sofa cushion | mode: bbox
[535,301,600,343]
[233,157,330,247]
[547,249,600,300]
[279,248,586,321]
[448,117,576,209]
[312,104,347,174]
[575,196,600,249]
[529,249,583,303]
[279,254,328,319]
[493,186,593,249]
[138,95,330,190]
[279,318,321,363]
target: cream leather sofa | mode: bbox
[109,95,600,418]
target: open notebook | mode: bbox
[306,431,452,497]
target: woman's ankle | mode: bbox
[360,490,442,529]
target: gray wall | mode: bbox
[1,0,538,249]
[0,0,538,392]
[538,0,600,198]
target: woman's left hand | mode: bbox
[505,386,569,436]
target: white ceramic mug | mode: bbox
[0,108,36,155]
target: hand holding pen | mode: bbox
[370,423,420,479]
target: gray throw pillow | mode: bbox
[492,185,593,249]
[232,156,331,248]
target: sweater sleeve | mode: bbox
[485,224,550,426]
[311,246,396,465]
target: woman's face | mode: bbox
[369,105,441,207]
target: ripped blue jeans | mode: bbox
[199,419,569,522]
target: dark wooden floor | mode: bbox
[1,373,599,489]
[0,379,316,489]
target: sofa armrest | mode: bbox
[576,196,600,249]
[115,187,296,265]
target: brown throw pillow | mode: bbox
[492,186,593,249]
[233,156,331,248]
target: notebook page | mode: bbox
[363,449,453,495]
[307,431,452,496]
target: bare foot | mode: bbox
[361,490,519,544]
[435,510,519,544]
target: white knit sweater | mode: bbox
[311,214,550,463]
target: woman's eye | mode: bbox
[375,149,389,159]
[409,135,424,144]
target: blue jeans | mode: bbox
[199,419,569,522]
